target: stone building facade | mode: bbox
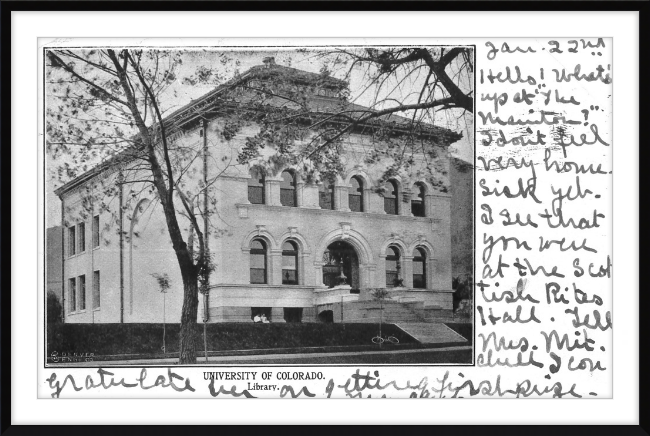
[54,61,465,324]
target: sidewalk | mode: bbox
[48,345,473,366]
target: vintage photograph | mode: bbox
[44,45,475,366]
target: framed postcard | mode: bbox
[3,1,643,431]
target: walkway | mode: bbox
[48,345,473,366]
[394,322,468,344]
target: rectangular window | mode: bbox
[78,275,86,311]
[282,254,298,285]
[349,195,362,212]
[319,185,335,210]
[250,253,266,284]
[251,307,272,322]
[385,271,399,288]
[78,222,86,253]
[283,308,303,323]
[248,186,265,204]
[280,189,296,207]
[92,215,100,248]
[69,278,76,312]
[384,197,398,215]
[93,271,100,309]
[68,226,76,256]
[411,200,425,217]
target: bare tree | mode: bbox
[233,47,473,192]
[47,49,234,364]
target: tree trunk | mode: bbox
[178,269,199,364]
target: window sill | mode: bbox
[236,203,435,222]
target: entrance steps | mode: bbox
[394,322,468,344]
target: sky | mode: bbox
[46,47,474,227]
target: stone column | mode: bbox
[271,307,286,323]
[425,193,436,218]
[313,261,327,288]
[401,191,412,216]
[359,264,377,289]
[377,254,387,288]
[301,183,320,209]
[363,188,371,213]
[296,181,305,207]
[402,256,414,288]
[335,186,351,211]
[302,307,317,323]
[266,179,282,206]
[270,249,282,285]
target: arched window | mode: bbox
[248,168,265,204]
[282,240,299,285]
[385,246,401,288]
[280,170,297,207]
[349,176,364,212]
[384,180,399,215]
[319,179,335,210]
[411,183,426,217]
[413,247,427,289]
[250,239,267,284]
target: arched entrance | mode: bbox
[322,241,360,289]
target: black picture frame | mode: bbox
[1,0,644,433]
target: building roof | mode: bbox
[54,61,463,197]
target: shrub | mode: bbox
[46,322,416,358]
[47,291,63,324]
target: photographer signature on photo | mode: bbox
[50,351,94,363]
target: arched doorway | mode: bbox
[322,240,359,289]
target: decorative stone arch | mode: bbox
[311,174,343,211]
[407,179,434,217]
[314,225,376,288]
[246,163,269,179]
[343,170,372,213]
[277,228,312,255]
[378,236,408,288]
[379,236,409,259]
[316,227,373,265]
[408,238,435,258]
[245,164,268,205]
[384,174,405,190]
[276,165,308,184]
[316,173,345,187]
[241,226,278,252]
[409,179,434,195]
[343,169,372,188]
[278,228,311,286]
[242,226,277,285]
